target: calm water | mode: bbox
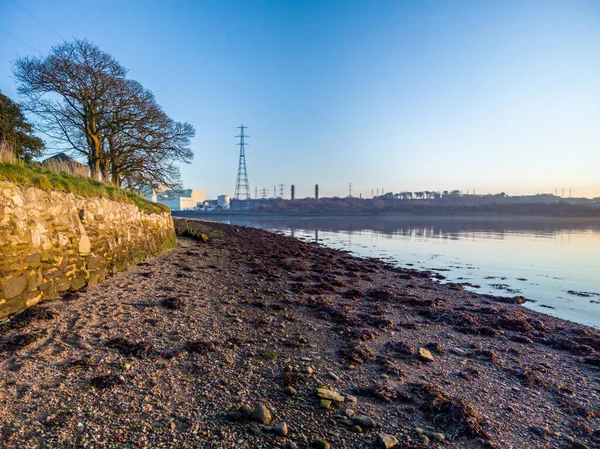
[198,214,600,328]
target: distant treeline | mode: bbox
[248,197,600,216]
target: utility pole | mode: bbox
[273,185,276,199]
[234,124,250,200]
[255,186,258,199]
[315,184,319,199]
[278,183,286,199]
[349,183,352,197]
[260,187,268,199]
[291,184,296,200]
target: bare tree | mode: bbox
[14,40,195,188]
[100,79,194,189]
[14,39,127,179]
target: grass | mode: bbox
[261,350,280,360]
[0,161,169,215]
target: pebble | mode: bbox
[305,366,314,375]
[226,410,242,422]
[317,387,345,403]
[284,386,298,396]
[376,433,399,449]
[250,405,272,424]
[431,432,445,441]
[344,395,358,405]
[239,404,253,417]
[571,440,590,449]
[419,435,430,445]
[451,347,467,356]
[350,425,363,433]
[351,415,376,429]
[311,439,330,449]
[275,422,289,437]
[418,347,435,362]
[327,371,340,381]
[320,399,332,409]
[530,426,549,438]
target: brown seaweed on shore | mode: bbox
[105,337,154,358]
[185,340,216,354]
[0,332,41,353]
[420,383,486,439]
[160,296,186,310]
[90,374,124,389]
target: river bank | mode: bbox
[0,219,598,448]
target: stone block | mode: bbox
[70,277,87,290]
[55,281,71,292]
[24,292,42,308]
[1,273,28,299]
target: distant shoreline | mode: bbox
[172,210,600,223]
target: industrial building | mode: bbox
[142,188,205,211]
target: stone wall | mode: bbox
[0,181,176,319]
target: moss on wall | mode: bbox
[0,180,176,319]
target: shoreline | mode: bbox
[174,210,600,223]
[0,220,598,448]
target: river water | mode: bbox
[193,214,600,328]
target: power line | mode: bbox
[0,25,43,54]
[7,0,65,41]
[42,0,87,36]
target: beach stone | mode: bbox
[420,435,430,445]
[317,387,345,403]
[418,347,435,362]
[431,432,445,441]
[284,386,298,396]
[327,371,340,381]
[320,399,332,409]
[530,426,549,438]
[344,395,358,405]
[343,408,355,417]
[451,347,467,356]
[376,433,399,448]
[239,404,253,417]
[350,425,363,433]
[571,440,590,449]
[274,422,289,436]
[351,415,376,429]
[287,443,298,449]
[226,410,242,422]
[311,439,330,449]
[251,405,272,424]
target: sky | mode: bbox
[0,0,599,199]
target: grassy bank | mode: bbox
[0,161,169,214]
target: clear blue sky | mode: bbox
[1,0,599,199]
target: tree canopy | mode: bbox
[0,90,44,162]
[13,39,194,188]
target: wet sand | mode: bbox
[0,219,598,449]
